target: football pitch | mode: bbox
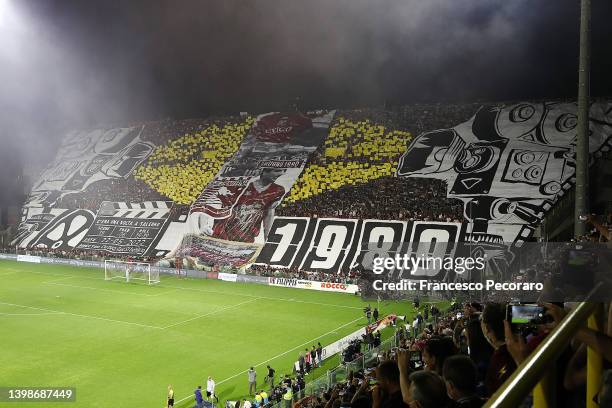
[0,260,419,408]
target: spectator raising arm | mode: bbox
[397,349,413,405]
[545,303,612,363]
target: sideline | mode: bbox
[170,315,364,406]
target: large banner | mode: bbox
[11,101,612,270]
[255,216,463,276]
[76,201,174,256]
[13,208,96,251]
[26,126,154,209]
[397,101,612,245]
[173,111,335,267]
[12,125,157,252]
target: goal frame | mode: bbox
[104,260,159,285]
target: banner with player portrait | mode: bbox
[172,111,335,267]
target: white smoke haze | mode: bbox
[0,0,610,178]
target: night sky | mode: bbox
[0,0,611,203]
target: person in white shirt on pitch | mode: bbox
[206,376,218,403]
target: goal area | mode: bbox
[104,260,159,285]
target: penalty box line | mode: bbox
[171,315,365,406]
[0,296,263,331]
[0,301,165,330]
[161,298,261,329]
[42,281,176,297]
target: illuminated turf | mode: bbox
[0,260,419,408]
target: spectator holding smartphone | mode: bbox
[480,304,516,396]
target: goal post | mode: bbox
[104,260,159,285]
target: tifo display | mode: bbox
[8,102,612,281]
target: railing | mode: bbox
[485,301,605,408]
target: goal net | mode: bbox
[104,260,159,285]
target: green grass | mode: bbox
[0,260,419,408]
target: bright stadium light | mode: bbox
[0,0,25,33]
[0,0,13,29]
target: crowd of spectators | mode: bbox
[577,213,612,244]
[247,264,356,284]
[134,117,253,204]
[278,103,477,221]
[21,102,524,229]
[280,116,410,206]
[291,300,612,408]
[279,177,463,222]
[2,246,158,264]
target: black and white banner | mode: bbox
[26,126,154,208]
[397,101,612,245]
[76,201,173,256]
[255,216,463,275]
[12,208,96,251]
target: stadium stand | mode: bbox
[7,101,612,282]
[285,302,612,408]
[3,100,612,408]
[134,117,254,204]
[278,107,470,220]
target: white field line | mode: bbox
[43,281,175,297]
[3,268,76,278]
[171,315,364,406]
[4,267,362,311]
[161,298,260,329]
[0,312,63,316]
[0,301,165,330]
[43,276,78,283]
[0,270,19,276]
[1,265,366,405]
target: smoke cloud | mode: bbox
[1,0,611,180]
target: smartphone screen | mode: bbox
[510,304,545,324]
